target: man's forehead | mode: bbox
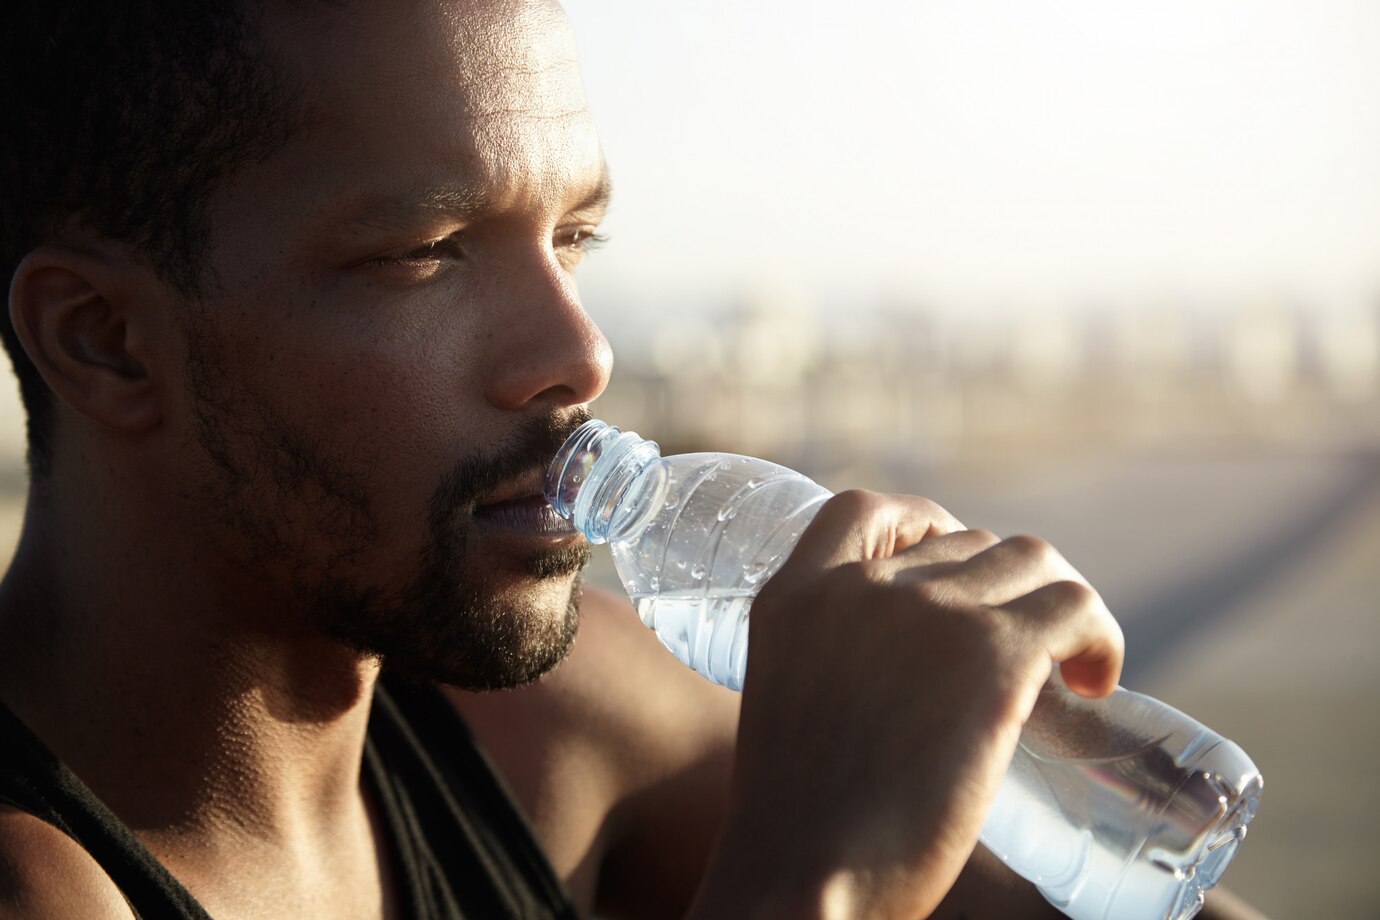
[201,0,601,253]
[262,0,582,107]
[437,0,579,75]
[251,0,595,194]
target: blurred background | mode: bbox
[2,0,1377,915]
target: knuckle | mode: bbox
[1049,578,1098,609]
[965,528,1001,548]
[826,488,886,518]
[1003,533,1059,564]
[823,490,952,524]
[909,494,948,519]
[811,489,887,536]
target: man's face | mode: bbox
[166,0,612,689]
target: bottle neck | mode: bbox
[545,420,666,544]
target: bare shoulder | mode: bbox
[561,583,739,745]
[447,584,740,917]
[0,807,134,919]
[453,583,739,778]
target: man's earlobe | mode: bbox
[8,246,166,434]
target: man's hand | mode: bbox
[689,490,1124,919]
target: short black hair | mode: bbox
[1,2,302,477]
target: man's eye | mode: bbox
[563,227,609,253]
[380,234,466,265]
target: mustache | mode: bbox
[429,408,593,521]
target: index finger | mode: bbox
[783,489,965,573]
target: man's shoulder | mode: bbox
[0,806,135,919]
[448,583,739,781]
[442,584,740,916]
[548,583,739,730]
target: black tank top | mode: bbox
[0,675,578,919]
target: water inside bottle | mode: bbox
[983,685,1263,920]
[630,591,756,691]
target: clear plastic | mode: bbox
[546,420,1263,920]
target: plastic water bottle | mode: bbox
[545,420,1263,920]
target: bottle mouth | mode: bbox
[544,419,610,520]
[544,419,665,543]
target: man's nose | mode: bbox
[482,255,613,411]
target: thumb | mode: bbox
[781,490,965,573]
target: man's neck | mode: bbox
[0,490,381,860]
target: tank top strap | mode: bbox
[0,679,577,920]
[0,699,213,919]
[368,675,579,920]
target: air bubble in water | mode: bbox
[743,561,769,583]
[691,564,707,580]
[747,477,764,489]
[717,505,738,522]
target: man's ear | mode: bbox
[8,245,167,434]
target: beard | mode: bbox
[182,317,592,691]
[307,417,593,691]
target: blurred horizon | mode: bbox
[565,0,1380,318]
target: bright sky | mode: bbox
[562,0,1380,315]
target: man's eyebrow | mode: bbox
[417,185,493,215]
[573,164,613,215]
[343,163,612,231]
[340,186,492,232]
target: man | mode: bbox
[0,2,1264,917]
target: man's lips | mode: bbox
[472,493,577,536]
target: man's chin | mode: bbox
[348,556,588,692]
[520,539,592,581]
[417,578,584,692]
